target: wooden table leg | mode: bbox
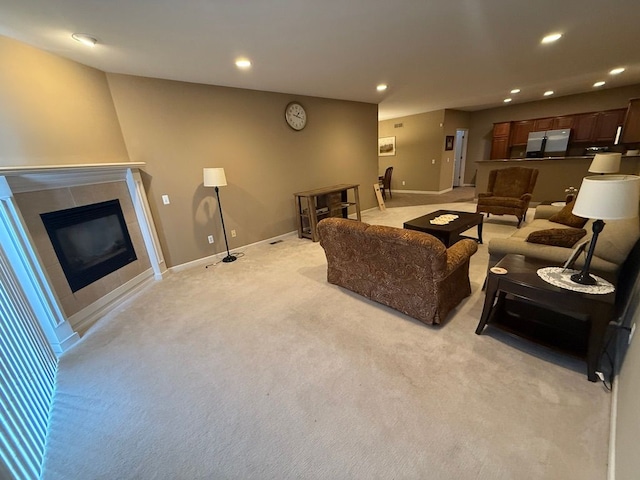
[476,274,498,334]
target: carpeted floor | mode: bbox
[42,202,610,480]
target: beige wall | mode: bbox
[465,84,640,184]
[107,74,378,267]
[378,110,445,192]
[378,109,470,193]
[616,301,640,479]
[0,36,128,166]
[441,109,471,190]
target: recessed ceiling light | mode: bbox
[376,84,388,92]
[510,89,520,94]
[71,33,97,47]
[235,59,251,69]
[593,81,606,87]
[541,33,562,44]
[543,90,554,96]
[504,98,512,103]
[609,67,625,75]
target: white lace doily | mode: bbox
[536,267,615,294]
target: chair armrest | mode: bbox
[519,193,532,202]
[443,239,478,277]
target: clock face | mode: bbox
[285,102,307,130]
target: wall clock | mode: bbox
[285,102,307,131]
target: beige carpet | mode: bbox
[42,202,610,480]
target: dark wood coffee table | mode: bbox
[476,254,617,382]
[403,210,483,247]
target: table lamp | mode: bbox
[588,152,621,174]
[570,175,640,284]
[203,167,237,263]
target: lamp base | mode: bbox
[222,255,237,263]
[570,272,597,285]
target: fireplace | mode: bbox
[40,199,137,292]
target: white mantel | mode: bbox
[0,162,166,355]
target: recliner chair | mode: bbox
[476,167,538,227]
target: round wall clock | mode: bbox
[285,102,307,131]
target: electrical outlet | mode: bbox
[231,230,237,237]
[162,195,170,205]
[402,181,406,186]
[207,235,214,244]
[431,159,436,165]
[629,323,636,345]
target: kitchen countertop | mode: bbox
[477,155,640,162]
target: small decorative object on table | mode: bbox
[564,186,578,204]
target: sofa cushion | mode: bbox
[591,217,640,265]
[548,200,588,228]
[526,228,587,248]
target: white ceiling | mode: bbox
[1,0,639,120]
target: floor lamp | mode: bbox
[203,167,237,263]
[570,174,640,285]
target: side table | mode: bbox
[476,254,617,382]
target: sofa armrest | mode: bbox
[477,192,493,198]
[443,239,478,277]
[534,205,562,220]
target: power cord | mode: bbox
[205,251,245,268]
[597,323,634,391]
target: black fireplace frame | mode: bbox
[40,199,137,292]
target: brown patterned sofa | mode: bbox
[317,217,478,325]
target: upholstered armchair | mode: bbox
[476,167,539,227]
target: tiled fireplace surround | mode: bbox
[0,163,166,354]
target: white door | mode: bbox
[453,129,468,187]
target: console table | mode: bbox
[476,254,617,382]
[294,184,361,242]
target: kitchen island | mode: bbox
[475,155,640,202]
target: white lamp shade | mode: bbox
[203,167,227,187]
[588,152,621,173]
[572,175,640,220]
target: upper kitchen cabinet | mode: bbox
[622,99,640,144]
[572,113,598,142]
[593,109,626,142]
[533,117,554,131]
[490,122,511,159]
[510,121,534,146]
[552,116,574,130]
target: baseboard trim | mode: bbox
[67,269,156,334]
[396,188,456,195]
[170,231,300,273]
[608,377,618,480]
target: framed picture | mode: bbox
[445,135,454,151]
[378,136,396,156]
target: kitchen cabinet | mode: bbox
[490,122,511,159]
[593,109,626,142]
[491,136,510,160]
[622,99,640,144]
[510,121,534,146]
[533,117,554,131]
[552,116,574,130]
[572,113,598,142]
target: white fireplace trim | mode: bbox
[0,162,167,355]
